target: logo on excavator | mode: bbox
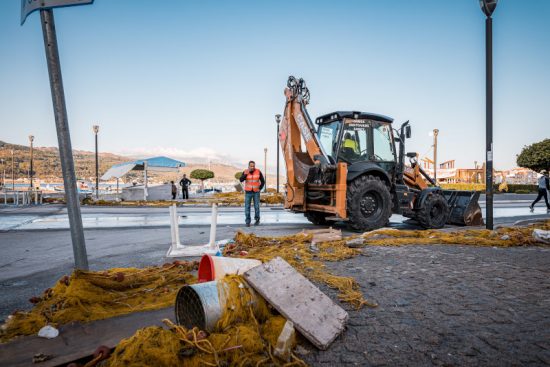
[296,113,312,143]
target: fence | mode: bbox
[1,190,43,206]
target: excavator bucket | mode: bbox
[442,190,484,226]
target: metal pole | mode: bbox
[264,147,267,193]
[143,161,148,201]
[276,116,280,193]
[0,159,4,189]
[485,16,494,230]
[11,149,15,190]
[433,129,439,184]
[29,135,34,190]
[93,126,99,199]
[40,9,88,269]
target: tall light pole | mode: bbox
[433,129,439,184]
[275,114,281,193]
[264,147,268,192]
[93,125,99,199]
[11,149,15,190]
[0,158,4,190]
[29,135,34,190]
[480,0,498,230]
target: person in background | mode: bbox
[530,170,550,212]
[179,174,192,200]
[239,160,265,227]
[171,181,177,200]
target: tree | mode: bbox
[517,139,550,173]
[190,169,214,193]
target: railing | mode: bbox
[1,190,43,206]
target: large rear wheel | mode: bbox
[416,193,449,229]
[347,175,392,231]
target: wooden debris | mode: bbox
[0,308,173,367]
[244,257,348,350]
[301,227,342,243]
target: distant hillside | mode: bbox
[0,141,282,184]
[0,141,127,181]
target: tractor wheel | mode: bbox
[416,193,450,229]
[347,175,392,232]
[304,211,329,225]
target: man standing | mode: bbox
[171,181,177,200]
[240,160,265,227]
[179,174,191,200]
[530,170,550,212]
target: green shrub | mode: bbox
[507,184,538,193]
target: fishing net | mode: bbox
[0,261,198,342]
[83,192,284,207]
[223,232,374,309]
[105,275,306,367]
[359,220,550,247]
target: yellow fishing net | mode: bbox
[83,191,284,207]
[105,275,306,367]
[223,232,374,309]
[360,220,550,247]
[0,261,198,342]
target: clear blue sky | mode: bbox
[1,0,549,170]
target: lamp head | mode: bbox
[92,125,100,134]
[479,0,498,17]
[275,114,281,124]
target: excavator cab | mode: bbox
[316,113,396,168]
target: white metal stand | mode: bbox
[166,204,219,257]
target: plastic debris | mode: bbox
[274,320,296,361]
[533,229,550,244]
[37,325,59,339]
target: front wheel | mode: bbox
[346,175,392,232]
[416,193,449,229]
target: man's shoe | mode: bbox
[529,206,534,212]
[254,219,260,226]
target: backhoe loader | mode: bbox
[279,76,483,231]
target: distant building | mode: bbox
[500,167,538,185]
[418,157,538,185]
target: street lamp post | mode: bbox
[0,159,3,190]
[93,125,99,199]
[433,129,439,183]
[480,0,498,230]
[0,159,4,190]
[11,149,15,190]
[29,135,34,190]
[264,147,268,193]
[275,114,281,193]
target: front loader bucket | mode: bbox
[442,190,484,226]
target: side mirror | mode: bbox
[405,125,411,139]
[406,152,417,158]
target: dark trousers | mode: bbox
[172,192,177,200]
[531,188,550,208]
[245,191,260,224]
[182,188,189,199]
